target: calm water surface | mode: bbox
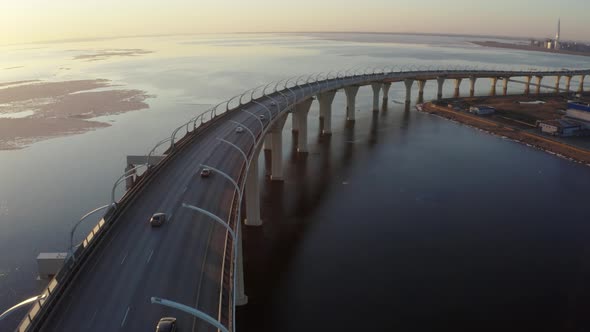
[1,33,589,331]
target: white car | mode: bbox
[259,114,265,120]
[235,126,244,133]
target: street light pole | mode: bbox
[1,294,48,321]
[69,204,112,261]
[150,297,230,332]
[252,100,273,119]
[240,109,264,132]
[182,202,240,330]
[229,120,256,145]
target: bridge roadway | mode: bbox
[39,107,264,331]
[22,69,589,332]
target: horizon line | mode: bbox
[3,30,587,48]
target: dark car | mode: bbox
[156,317,177,332]
[149,213,167,227]
[200,168,211,178]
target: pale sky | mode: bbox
[1,0,589,45]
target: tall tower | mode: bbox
[555,18,561,50]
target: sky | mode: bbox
[1,0,589,45]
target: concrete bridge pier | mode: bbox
[236,222,248,305]
[245,155,261,226]
[436,77,445,100]
[554,76,561,93]
[404,79,414,106]
[344,86,359,122]
[264,134,272,151]
[293,98,313,153]
[381,83,391,109]
[535,76,543,94]
[565,76,572,93]
[270,114,288,181]
[291,111,299,133]
[371,83,381,111]
[524,76,532,95]
[417,80,426,102]
[318,91,336,135]
[453,78,462,98]
[490,77,498,96]
[469,76,477,97]
[502,77,509,96]
[579,75,586,93]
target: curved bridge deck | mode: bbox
[16,69,589,332]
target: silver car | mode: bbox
[149,213,166,227]
[156,317,177,332]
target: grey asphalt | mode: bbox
[39,100,272,331]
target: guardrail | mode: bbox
[13,64,589,331]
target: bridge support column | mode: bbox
[294,98,313,153]
[469,76,477,97]
[344,86,359,122]
[490,77,498,96]
[579,75,586,93]
[502,77,509,96]
[565,76,572,93]
[381,83,391,109]
[554,76,561,93]
[291,112,299,133]
[404,79,414,106]
[270,114,288,181]
[535,76,543,94]
[264,134,272,151]
[245,155,261,226]
[417,80,426,102]
[524,76,532,95]
[318,90,336,135]
[436,77,445,100]
[453,78,462,98]
[236,222,248,305]
[371,83,381,111]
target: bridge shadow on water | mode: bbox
[237,104,414,331]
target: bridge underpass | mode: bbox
[6,67,589,332]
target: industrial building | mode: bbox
[565,102,590,122]
[537,119,584,137]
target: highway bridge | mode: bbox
[4,66,589,332]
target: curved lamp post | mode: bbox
[252,100,273,119]
[240,109,264,132]
[69,204,112,261]
[111,165,146,205]
[0,294,47,322]
[150,297,230,332]
[229,120,256,144]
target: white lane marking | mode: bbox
[120,252,128,265]
[146,249,154,264]
[121,307,130,327]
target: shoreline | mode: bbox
[419,102,590,166]
[471,41,590,58]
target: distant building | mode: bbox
[469,106,495,115]
[566,102,590,122]
[537,119,584,136]
[545,39,554,49]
